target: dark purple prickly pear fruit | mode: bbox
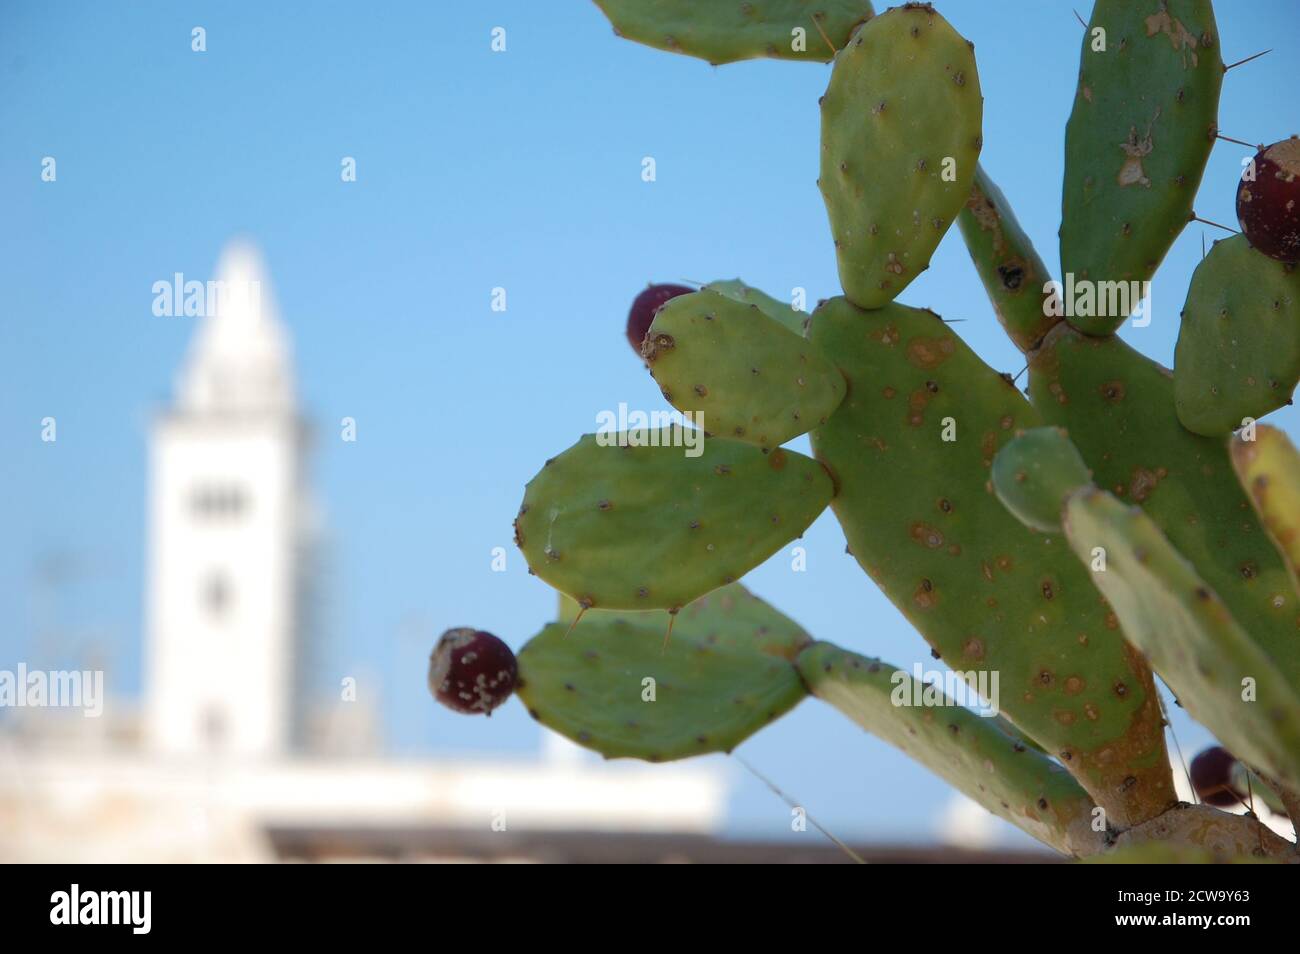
[428,628,517,716]
[1189,746,1241,808]
[1237,136,1300,264]
[626,283,693,355]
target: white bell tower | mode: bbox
[144,240,311,758]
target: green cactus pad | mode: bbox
[515,431,832,610]
[818,4,982,309]
[1028,325,1300,690]
[703,278,808,337]
[1231,424,1300,594]
[644,288,846,449]
[807,297,1175,827]
[797,642,1103,856]
[1059,0,1223,335]
[957,164,1060,353]
[1174,235,1300,436]
[516,584,810,761]
[991,427,1093,533]
[592,0,875,65]
[1063,486,1300,787]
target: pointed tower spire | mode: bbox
[176,239,296,415]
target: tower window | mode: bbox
[201,704,227,748]
[202,572,232,617]
[191,485,248,518]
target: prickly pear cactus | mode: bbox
[435,1,1300,862]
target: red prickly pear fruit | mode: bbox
[428,628,518,716]
[1237,136,1300,264]
[1189,746,1241,808]
[626,283,693,355]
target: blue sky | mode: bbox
[3,1,1298,844]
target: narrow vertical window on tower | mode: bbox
[202,571,232,618]
[201,704,227,749]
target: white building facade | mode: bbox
[144,241,311,758]
[0,241,727,862]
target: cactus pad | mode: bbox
[1174,235,1300,436]
[515,431,832,610]
[1231,424,1300,594]
[703,278,807,336]
[592,0,875,66]
[957,164,1060,353]
[644,288,846,449]
[807,296,1174,826]
[1059,0,1223,335]
[991,426,1094,533]
[515,584,810,761]
[818,3,982,309]
[797,641,1103,856]
[1063,486,1300,788]
[1029,325,1300,690]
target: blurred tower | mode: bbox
[144,241,313,758]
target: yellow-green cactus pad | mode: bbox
[1064,486,1300,788]
[703,278,808,337]
[592,0,875,65]
[991,426,1094,533]
[1231,424,1300,594]
[818,3,982,308]
[1174,235,1300,436]
[515,431,832,610]
[644,288,846,449]
[517,584,810,760]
